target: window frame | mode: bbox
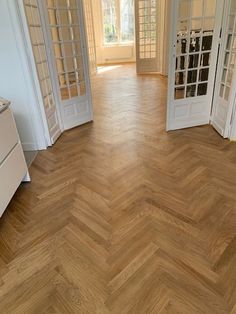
[101,0,135,46]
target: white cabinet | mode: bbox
[0,106,29,217]
[0,108,18,164]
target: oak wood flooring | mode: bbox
[1,64,236,313]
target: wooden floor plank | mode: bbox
[1,64,236,313]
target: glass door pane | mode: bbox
[46,0,86,101]
[83,0,97,75]
[135,0,160,73]
[174,0,216,100]
[212,0,236,137]
[23,0,61,144]
[167,0,223,131]
[42,0,93,130]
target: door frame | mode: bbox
[160,0,171,76]
[229,96,236,140]
[211,0,236,139]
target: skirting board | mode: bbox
[22,142,38,151]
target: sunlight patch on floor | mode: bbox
[97,65,122,73]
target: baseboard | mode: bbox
[22,142,37,151]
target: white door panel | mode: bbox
[167,0,224,131]
[211,0,236,138]
[23,0,61,144]
[83,0,97,76]
[41,0,93,131]
[135,0,160,73]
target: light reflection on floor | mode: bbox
[97,65,122,74]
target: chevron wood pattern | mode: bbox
[1,64,236,313]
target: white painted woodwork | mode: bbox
[135,0,160,73]
[22,0,62,144]
[40,0,93,131]
[0,0,49,150]
[83,0,97,75]
[0,107,29,217]
[211,0,236,138]
[160,0,171,76]
[167,0,224,131]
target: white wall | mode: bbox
[0,1,47,151]
[92,0,136,65]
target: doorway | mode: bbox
[22,0,93,145]
[21,0,236,150]
[83,0,168,75]
[167,0,236,141]
[20,0,169,151]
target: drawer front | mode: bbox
[0,108,19,164]
[0,143,27,216]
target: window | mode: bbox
[102,0,135,45]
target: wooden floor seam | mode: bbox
[0,64,236,313]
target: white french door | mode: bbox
[211,0,236,138]
[40,0,93,131]
[83,0,97,76]
[135,0,160,74]
[167,0,223,131]
[23,0,61,144]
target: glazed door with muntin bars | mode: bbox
[135,0,160,74]
[23,0,61,144]
[167,0,223,131]
[83,0,97,76]
[212,0,236,138]
[41,0,93,130]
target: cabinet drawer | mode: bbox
[0,143,27,216]
[0,108,19,164]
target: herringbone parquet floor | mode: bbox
[1,64,236,313]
